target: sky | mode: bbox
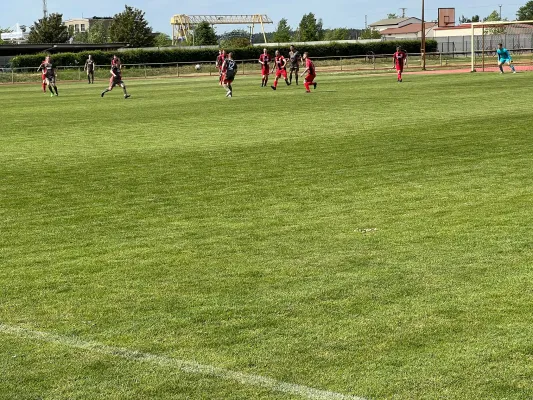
[0,0,528,34]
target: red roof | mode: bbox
[433,24,472,30]
[381,22,437,35]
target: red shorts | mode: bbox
[42,73,46,81]
[261,66,270,76]
[305,73,316,82]
[395,65,404,72]
[276,69,287,79]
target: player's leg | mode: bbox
[498,60,504,73]
[508,60,516,73]
[52,79,58,95]
[42,76,47,93]
[271,73,279,90]
[46,78,54,96]
[264,70,269,86]
[283,70,290,85]
[294,68,299,85]
[304,74,312,93]
[289,68,294,84]
[101,78,115,97]
[120,82,130,98]
[261,72,266,87]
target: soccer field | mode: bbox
[1,72,532,400]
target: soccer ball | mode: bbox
[195,64,201,71]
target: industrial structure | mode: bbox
[170,14,273,44]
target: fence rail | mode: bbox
[2,50,533,84]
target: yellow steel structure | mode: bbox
[170,14,273,44]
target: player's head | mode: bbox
[221,49,225,55]
[396,46,401,51]
[45,56,50,62]
[88,54,92,60]
[303,52,308,60]
[498,43,503,49]
[263,48,267,54]
[275,50,280,56]
[290,45,295,51]
[227,52,233,59]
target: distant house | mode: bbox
[380,22,437,39]
[63,17,113,34]
[369,17,422,32]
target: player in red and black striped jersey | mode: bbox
[392,46,407,82]
[301,52,317,93]
[258,48,271,87]
[37,56,50,93]
[101,55,131,99]
[216,50,226,86]
[270,50,290,91]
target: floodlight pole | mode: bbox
[421,0,426,70]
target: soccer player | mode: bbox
[393,46,407,82]
[258,48,271,87]
[221,52,237,98]
[216,50,226,85]
[270,50,290,90]
[497,43,516,73]
[101,55,130,99]
[300,52,317,93]
[84,54,95,84]
[39,57,59,97]
[288,45,301,85]
[37,56,49,93]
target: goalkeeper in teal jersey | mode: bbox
[497,43,516,73]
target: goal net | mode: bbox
[470,20,533,72]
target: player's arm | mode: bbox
[37,63,43,72]
[300,66,309,77]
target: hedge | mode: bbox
[10,40,438,68]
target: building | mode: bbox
[369,17,422,32]
[63,17,113,34]
[380,22,437,39]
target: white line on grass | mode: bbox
[0,323,367,400]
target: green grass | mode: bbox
[1,72,532,400]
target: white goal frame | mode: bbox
[470,20,533,72]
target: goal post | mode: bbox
[470,20,533,72]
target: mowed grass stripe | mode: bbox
[1,73,532,399]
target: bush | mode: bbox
[10,40,438,68]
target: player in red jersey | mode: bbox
[258,48,271,87]
[216,50,226,85]
[301,52,317,93]
[37,56,50,93]
[221,52,237,98]
[101,55,130,99]
[270,50,290,90]
[392,46,407,82]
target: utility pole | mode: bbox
[421,0,426,70]
[498,4,502,19]
[43,0,48,18]
[365,15,367,29]
[400,8,407,18]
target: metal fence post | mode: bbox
[145,64,147,78]
[12,68,14,84]
[177,63,180,77]
[340,57,342,71]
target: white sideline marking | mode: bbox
[0,323,366,400]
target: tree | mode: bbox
[483,10,502,21]
[27,13,69,43]
[299,13,322,41]
[387,13,400,19]
[193,22,217,45]
[109,5,154,47]
[154,33,172,47]
[517,1,533,20]
[472,15,481,22]
[359,29,381,39]
[220,29,250,48]
[73,31,89,43]
[273,18,291,43]
[324,28,350,41]
[88,20,109,44]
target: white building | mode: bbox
[369,17,423,32]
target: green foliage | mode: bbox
[10,40,438,68]
[484,10,504,21]
[109,5,154,47]
[387,13,399,19]
[193,22,218,46]
[73,31,89,43]
[88,20,109,44]
[154,33,172,47]
[220,29,250,48]
[273,18,291,43]
[459,15,481,23]
[324,28,350,41]
[516,1,533,20]
[359,29,382,39]
[27,13,69,43]
[299,12,323,41]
